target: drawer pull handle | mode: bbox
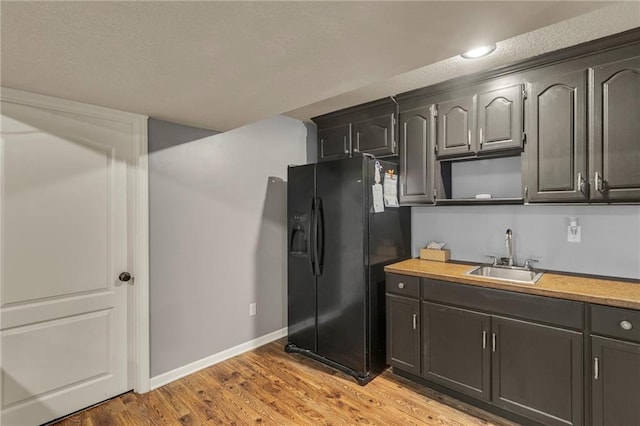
[594,357,599,380]
[482,331,487,349]
[398,282,405,289]
[620,320,633,331]
[412,313,417,330]
[492,333,497,352]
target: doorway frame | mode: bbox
[0,87,151,393]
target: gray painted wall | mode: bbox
[149,116,307,377]
[412,205,640,279]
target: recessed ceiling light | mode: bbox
[461,44,497,59]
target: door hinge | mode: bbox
[524,185,528,197]
[393,114,397,125]
[522,132,527,144]
[434,143,439,154]
[433,188,437,199]
[432,107,438,118]
[522,86,528,100]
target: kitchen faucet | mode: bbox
[505,228,514,266]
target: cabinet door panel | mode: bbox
[399,105,434,204]
[527,71,588,202]
[436,96,474,158]
[386,294,420,376]
[590,56,640,201]
[318,123,351,162]
[422,302,491,401]
[492,316,583,426]
[592,336,640,426]
[477,84,523,153]
[353,113,396,157]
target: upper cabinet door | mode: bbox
[476,84,523,153]
[436,95,475,158]
[527,70,588,202]
[590,56,640,202]
[318,123,351,162]
[352,112,397,157]
[399,104,435,204]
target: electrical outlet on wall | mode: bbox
[249,303,257,316]
[567,217,581,243]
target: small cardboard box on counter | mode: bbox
[420,248,451,262]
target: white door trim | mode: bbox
[0,87,150,393]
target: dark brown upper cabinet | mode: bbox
[435,83,524,160]
[313,98,397,162]
[352,109,396,157]
[476,84,524,153]
[436,95,475,158]
[527,70,588,202]
[589,55,640,202]
[318,122,351,162]
[398,103,436,204]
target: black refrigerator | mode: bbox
[285,156,411,385]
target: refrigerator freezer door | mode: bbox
[316,157,367,374]
[287,164,317,352]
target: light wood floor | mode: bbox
[52,338,514,425]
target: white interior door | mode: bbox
[1,99,133,425]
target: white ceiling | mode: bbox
[1,2,637,132]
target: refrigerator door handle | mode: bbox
[309,198,316,276]
[312,197,320,276]
[316,197,325,275]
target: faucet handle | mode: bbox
[524,258,539,270]
[485,255,499,266]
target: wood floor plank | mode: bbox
[52,338,514,426]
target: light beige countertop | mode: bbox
[385,258,640,310]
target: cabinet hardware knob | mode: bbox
[398,282,405,289]
[620,320,633,330]
[118,272,132,282]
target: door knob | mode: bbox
[119,272,132,282]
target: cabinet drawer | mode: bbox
[591,304,640,343]
[386,273,420,298]
[423,279,584,329]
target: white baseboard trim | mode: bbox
[149,327,288,390]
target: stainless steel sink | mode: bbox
[466,265,544,284]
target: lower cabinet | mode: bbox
[386,294,420,376]
[422,302,491,401]
[591,336,640,425]
[386,274,586,426]
[590,304,640,425]
[491,316,583,426]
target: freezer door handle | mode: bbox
[309,198,316,276]
[316,197,325,275]
[312,197,319,276]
